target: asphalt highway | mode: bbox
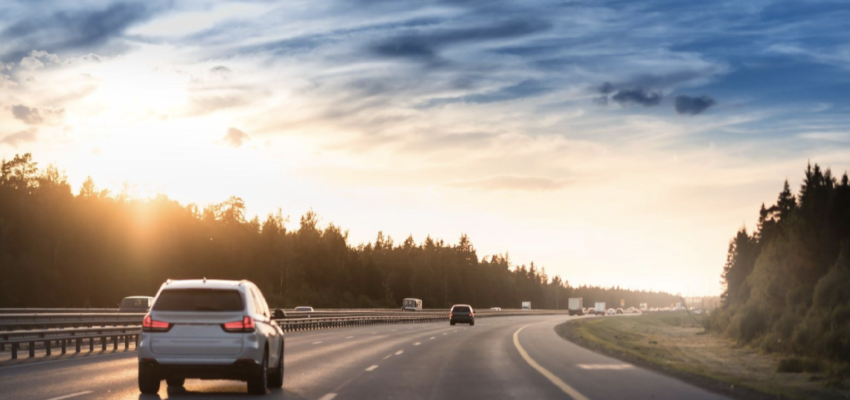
[0,315,729,400]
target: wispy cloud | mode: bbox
[447,175,568,192]
[1,128,37,147]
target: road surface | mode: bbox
[0,315,729,400]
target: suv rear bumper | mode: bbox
[450,316,474,323]
[139,359,262,381]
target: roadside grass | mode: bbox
[556,313,850,400]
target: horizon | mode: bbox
[3,0,849,297]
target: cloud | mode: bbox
[0,128,37,147]
[9,105,64,125]
[210,65,231,74]
[1,2,167,59]
[19,50,59,70]
[370,18,551,63]
[11,105,43,124]
[674,95,716,115]
[422,79,550,107]
[447,175,567,192]
[222,127,250,148]
[611,88,663,107]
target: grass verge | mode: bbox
[556,313,850,400]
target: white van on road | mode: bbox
[401,298,422,311]
[137,279,284,395]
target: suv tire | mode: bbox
[267,343,284,388]
[138,363,160,394]
[247,349,268,395]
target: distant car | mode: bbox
[401,298,422,312]
[607,308,616,315]
[489,307,502,311]
[118,296,154,313]
[137,279,284,395]
[450,304,474,326]
[616,308,624,315]
[586,307,595,315]
[581,308,588,315]
[293,306,313,318]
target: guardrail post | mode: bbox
[113,336,118,350]
[29,341,34,358]
[75,338,81,353]
[89,337,93,352]
[124,335,130,349]
[101,336,107,351]
[11,343,17,359]
[61,339,66,354]
[45,340,51,356]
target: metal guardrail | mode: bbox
[0,309,570,360]
[2,326,141,359]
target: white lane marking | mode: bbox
[513,326,590,400]
[318,394,338,400]
[345,336,353,339]
[430,337,435,340]
[45,392,94,400]
[383,354,392,360]
[577,364,633,370]
[365,365,379,371]
[454,330,458,332]
[395,350,404,355]
[312,341,322,344]
[442,332,448,335]
[413,342,421,346]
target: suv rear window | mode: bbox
[452,306,470,313]
[153,289,243,312]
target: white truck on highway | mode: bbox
[521,301,532,310]
[568,297,583,316]
[594,302,605,316]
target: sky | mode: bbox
[1,0,849,296]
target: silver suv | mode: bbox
[137,279,284,395]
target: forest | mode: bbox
[709,162,850,364]
[0,153,678,309]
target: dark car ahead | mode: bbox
[449,304,474,326]
[118,296,154,313]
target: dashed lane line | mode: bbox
[413,342,421,346]
[512,326,590,400]
[318,394,337,400]
[345,336,354,339]
[365,365,379,372]
[395,350,404,355]
[312,341,322,344]
[45,391,94,400]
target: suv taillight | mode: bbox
[222,316,255,333]
[142,315,172,332]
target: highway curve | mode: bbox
[0,315,729,400]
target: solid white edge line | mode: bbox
[318,393,338,400]
[512,326,590,400]
[395,350,403,355]
[365,365,379,371]
[0,351,133,370]
[45,391,94,400]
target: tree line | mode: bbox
[0,153,678,310]
[709,162,850,364]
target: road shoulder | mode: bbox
[555,316,786,400]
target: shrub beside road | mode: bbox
[557,313,850,400]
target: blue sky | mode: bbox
[1,0,848,295]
